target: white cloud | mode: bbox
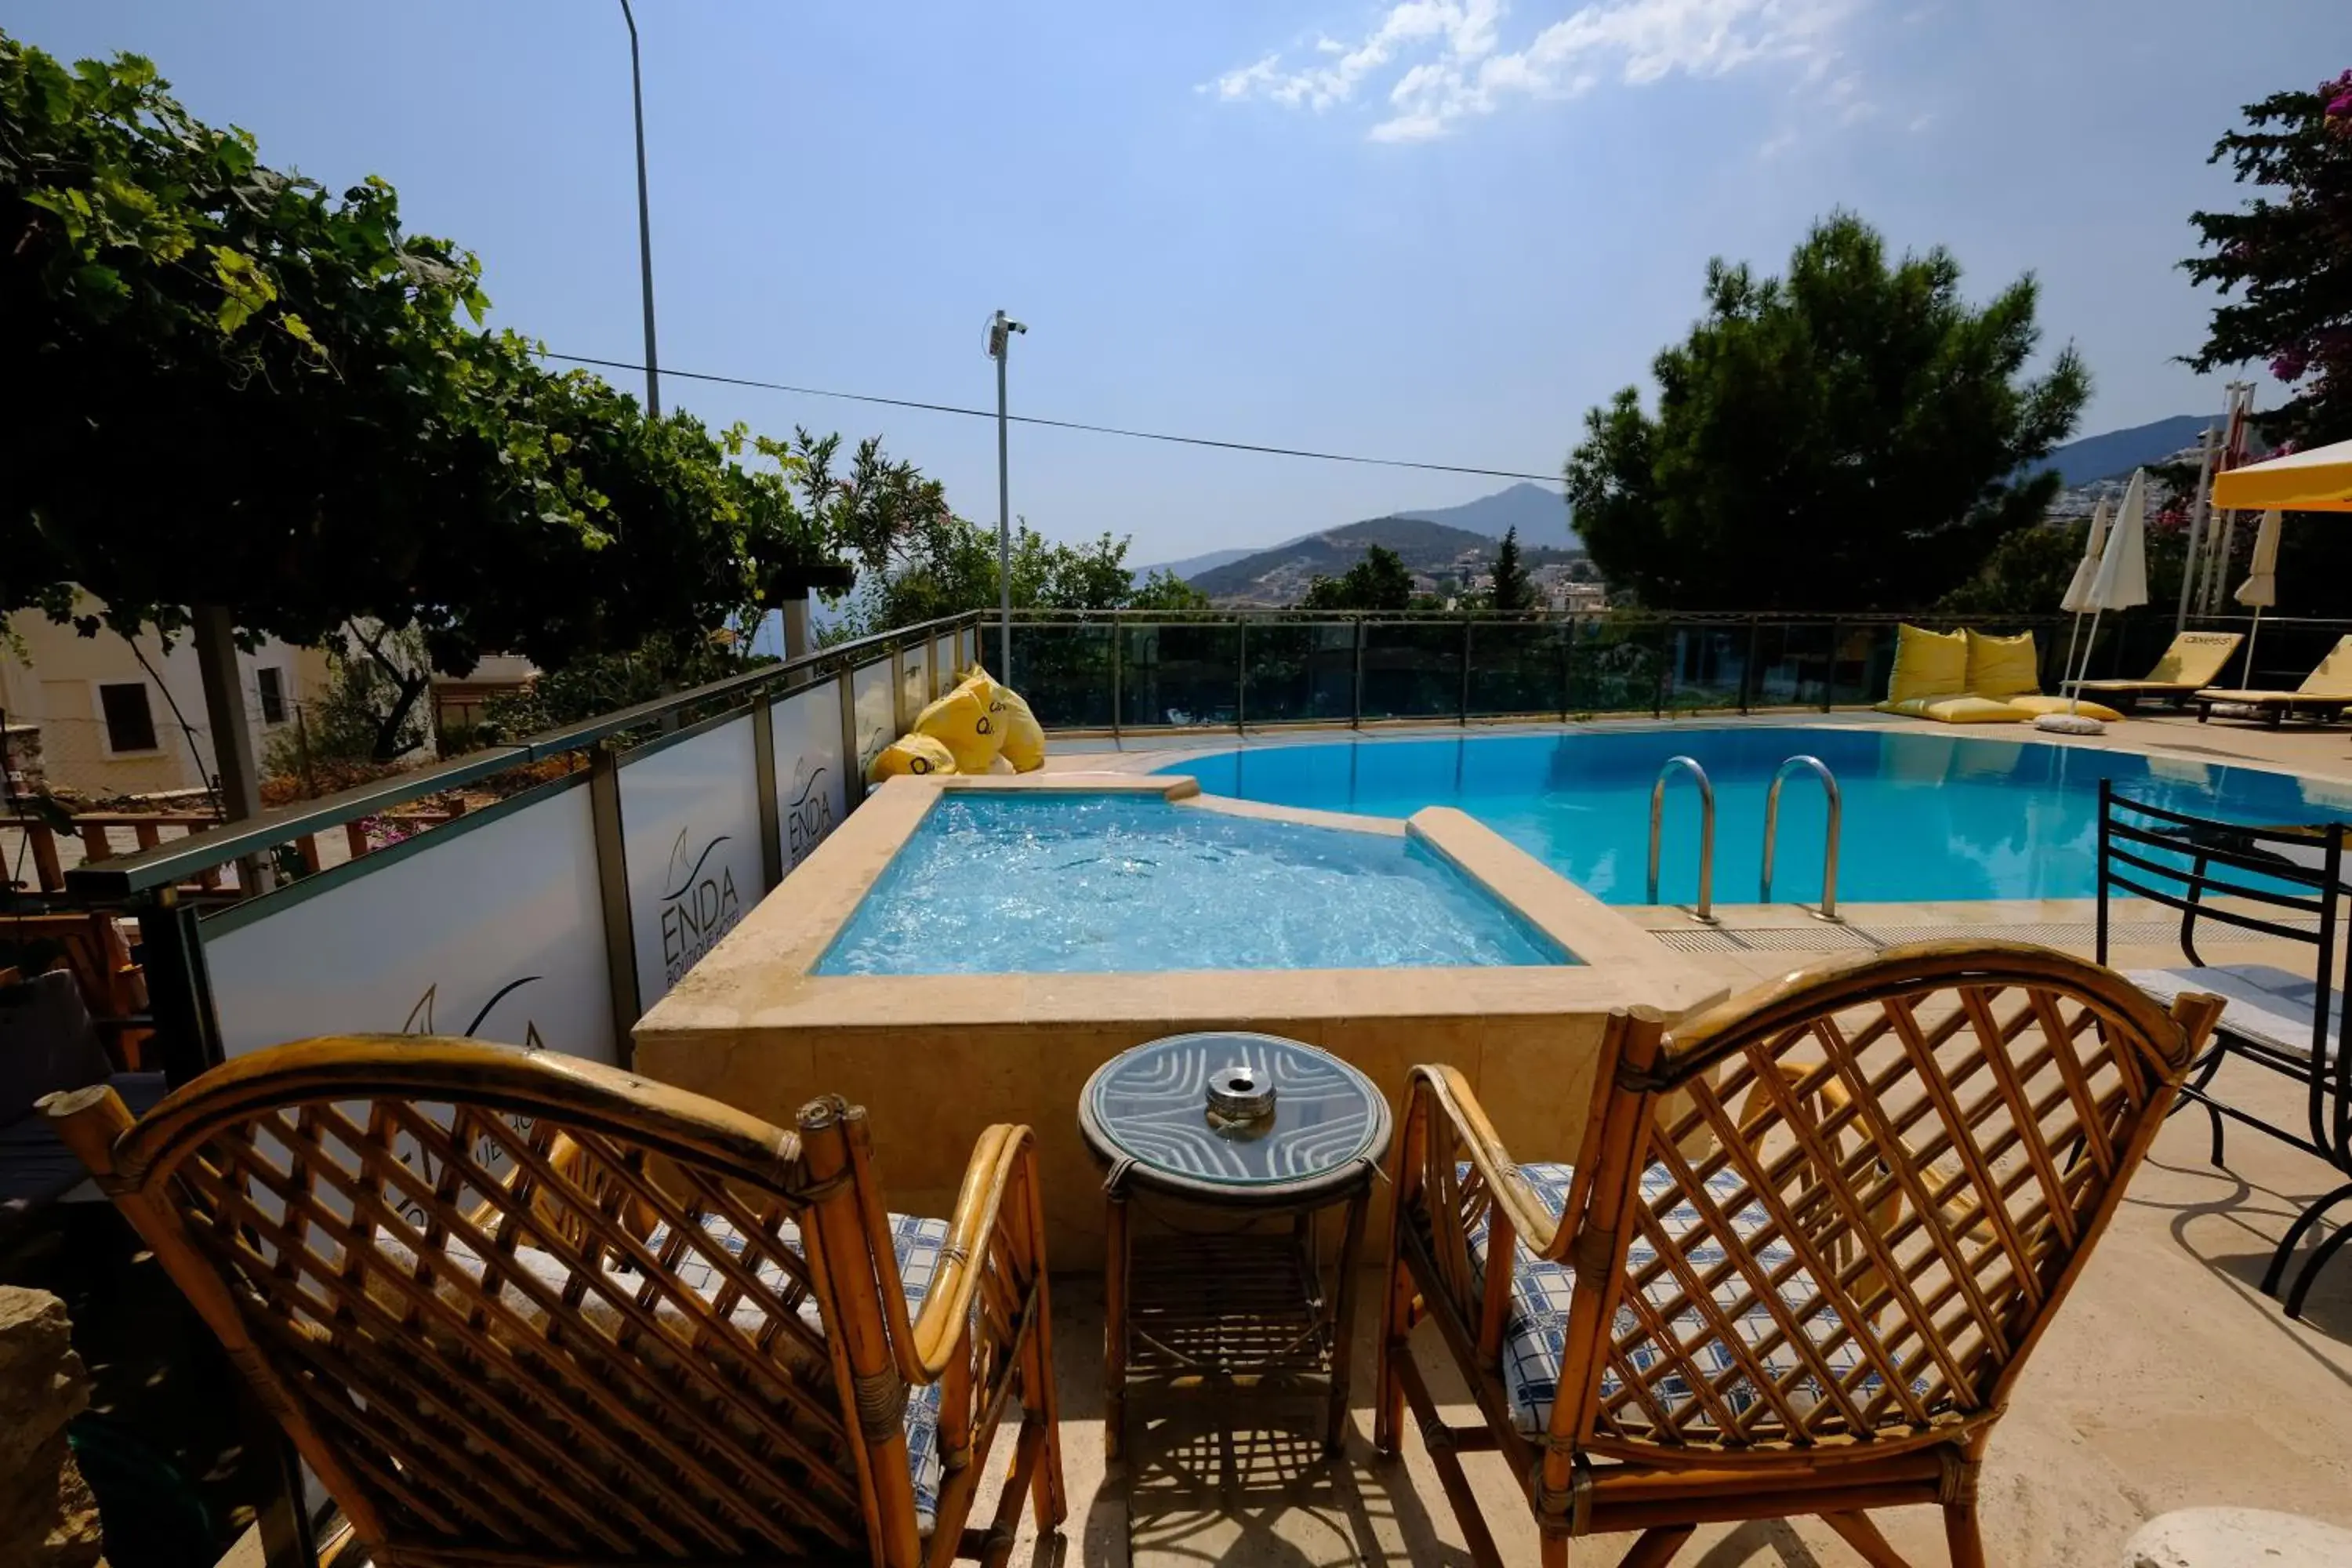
[1207,0,1864,141]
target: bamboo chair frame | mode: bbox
[1374,941,2220,1568]
[42,1035,1065,1568]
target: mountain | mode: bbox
[1401,481,1576,548]
[2037,415,2209,487]
[1188,516,1514,604]
[1131,546,1257,581]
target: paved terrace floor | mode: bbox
[224,708,2352,1567]
[987,708,2352,1566]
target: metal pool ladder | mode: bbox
[1760,754,1842,920]
[1647,756,1717,923]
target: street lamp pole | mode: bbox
[620,0,660,416]
[985,309,1026,677]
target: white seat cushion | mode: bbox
[649,1210,951,1533]
[1467,1162,1890,1437]
[2125,965,2341,1065]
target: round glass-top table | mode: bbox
[1077,1032,1393,1458]
[1079,1031,1391,1203]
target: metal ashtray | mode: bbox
[1206,1064,1276,1126]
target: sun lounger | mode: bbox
[2070,630,2243,710]
[2194,634,2352,727]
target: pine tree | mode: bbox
[1489,527,1534,613]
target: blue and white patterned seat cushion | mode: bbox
[1466,1161,1884,1437]
[648,1210,951,1534]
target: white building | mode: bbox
[0,593,331,800]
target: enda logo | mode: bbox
[785,762,835,869]
[659,826,742,985]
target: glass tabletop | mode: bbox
[1082,1032,1388,1192]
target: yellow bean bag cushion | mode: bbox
[960,664,1003,705]
[912,676,1002,775]
[867,734,956,782]
[1964,630,2040,698]
[1886,624,1969,704]
[2005,694,2126,723]
[1874,695,2030,724]
[996,688,1046,772]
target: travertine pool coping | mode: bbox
[636,771,1715,1034]
[633,772,1725,1261]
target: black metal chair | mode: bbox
[2096,779,2352,1316]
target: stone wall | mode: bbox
[0,1286,105,1568]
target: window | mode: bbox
[256,666,288,726]
[98,682,158,753]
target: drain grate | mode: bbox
[1647,925,1879,953]
[1646,916,2321,955]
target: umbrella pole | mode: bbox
[2071,608,2106,715]
[2059,612,2085,711]
[2243,607,2263,687]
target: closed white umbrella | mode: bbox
[2061,497,2111,613]
[2054,496,2111,713]
[2047,469,2150,733]
[2233,506,2282,684]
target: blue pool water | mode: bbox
[1160,729,2352,906]
[815,793,1573,975]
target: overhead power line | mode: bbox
[538,350,1564,485]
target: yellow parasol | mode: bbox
[2211,437,2352,512]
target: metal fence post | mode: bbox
[1352,618,1367,728]
[888,642,908,736]
[1741,618,1761,714]
[135,890,224,1088]
[751,689,783,891]
[837,665,866,809]
[587,745,641,1066]
[1111,619,1124,738]
[1559,615,1574,721]
[1652,625,1671,717]
[1460,616,1472,726]
[1236,618,1247,734]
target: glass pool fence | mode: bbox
[1001,609,2314,732]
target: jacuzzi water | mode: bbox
[814,793,1573,975]
[1160,728,2352,906]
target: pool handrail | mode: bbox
[1759,754,1843,920]
[1646,755,1717,923]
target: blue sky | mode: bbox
[12,1,2345,566]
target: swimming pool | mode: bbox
[1160,728,2352,905]
[815,792,1573,975]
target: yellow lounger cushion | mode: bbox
[996,688,1047,772]
[2077,630,2245,691]
[2005,693,2126,723]
[1886,624,1969,704]
[1874,695,2031,724]
[912,676,1003,774]
[1963,630,2040,698]
[868,734,956,781]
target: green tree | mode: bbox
[0,37,840,791]
[2185,69,2352,450]
[827,518,1201,637]
[1128,568,1211,612]
[1566,213,2089,611]
[2183,69,2352,615]
[1299,545,1415,611]
[1487,527,1535,613]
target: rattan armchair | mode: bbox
[1374,942,2221,1568]
[42,1035,1065,1568]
